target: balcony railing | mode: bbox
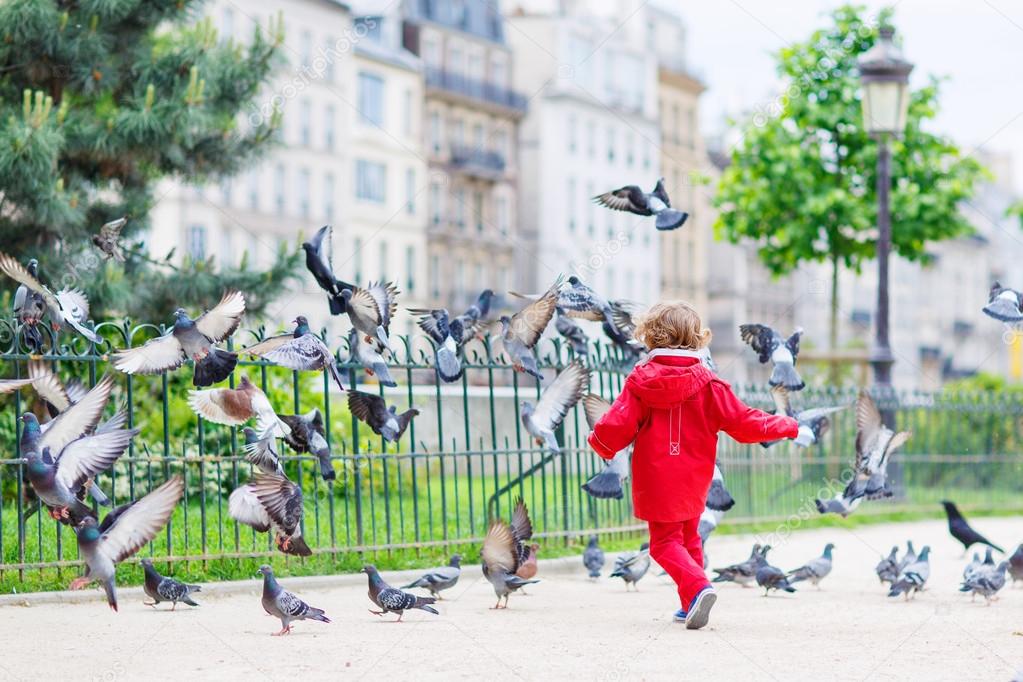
[449,144,506,179]
[425,66,527,112]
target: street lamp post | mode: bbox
[858,25,914,426]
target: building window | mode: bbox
[300,31,312,69]
[325,104,335,150]
[324,172,335,221]
[606,127,615,163]
[472,123,484,151]
[430,181,442,225]
[403,88,414,136]
[474,263,484,291]
[454,259,465,300]
[220,229,233,267]
[450,117,464,147]
[687,108,697,149]
[358,72,385,126]
[429,254,440,299]
[494,129,507,158]
[299,99,311,147]
[221,7,235,42]
[586,120,595,158]
[355,160,386,203]
[453,188,465,228]
[496,197,509,236]
[405,168,416,214]
[567,179,576,232]
[324,36,336,82]
[568,115,577,154]
[248,169,259,210]
[625,132,634,167]
[586,182,595,236]
[405,245,415,293]
[274,163,286,215]
[353,237,363,283]
[473,191,484,233]
[187,225,207,260]
[298,167,310,218]
[378,241,387,280]
[430,111,442,153]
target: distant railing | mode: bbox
[424,66,528,112]
[449,144,506,177]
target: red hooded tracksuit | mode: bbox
[587,350,798,608]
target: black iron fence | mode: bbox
[1,318,1021,590]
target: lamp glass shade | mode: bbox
[860,79,909,135]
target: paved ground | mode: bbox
[1,516,1021,681]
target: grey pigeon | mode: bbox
[960,561,1009,604]
[888,546,931,600]
[555,308,589,357]
[787,543,834,589]
[0,252,101,345]
[242,427,284,475]
[347,327,396,387]
[241,317,345,392]
[411,308,463,383]
[257,564,330,635]
[521,360,589,453]
[347,391,418,443]
[756,563,797,596]
[982,281,1023,322]
[450,289,494,343]
[814,484,864,517]
[739,324,804,391]
[281,409,335,482]
[112,291,245,386]
[141,558,200,609]
[512,275,615,323]
[580,393,631,500]
[342,281,398,352]
[583,535,605,579]
[10,259,47,351]
[497,276,562,380]
[713,544,770,587]
[187,375,290,438]
[762,385,847,448]
[1009,544,1023,585]
[302,225,354,316]
[70,476,184,611]
[609,542,651,590]
[876,546,900,585]
[592,178,688,231]
[0,358,84,415]
[705,465,735,512]
[941,500,1003,554]
[481,497,539,609]
[364,564,439,621]
[92,217,127,262]
[230,472,310,556]
[897,540,917,575]
[401,555,462,599]
[962,551,984,583]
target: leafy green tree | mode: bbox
[714,5,985,356]
[0,0,299,321]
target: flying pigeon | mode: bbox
[1009,544,1023,585]
[982,282,1023,322]
[756,562,797,596]
[410,308,463,383]
[280,409,335,482]
[481,497,538,608]
[10,259,47,352]
[875,546,900,585]
[401,555,462,599]
[112,291,245,387]
[887,546,931,599]
[713,544,770,587]
[787,543,834,589]
[960,561,1009,604]
[141,558,201,609]
[69,476,185,611]
[601,300,646,365]
[242,427,285,476]
[229,472,310,556]
[705,464,736,512]
[302,225,354,316]
[762,385,847,448]
[342,281,399,352]
[497,276,562,380]
[410,289,494,350]
[347,327,397,387]
[92,217,128,262]
[347,391,418,443]
[581,393,630,499]
[0,253,101,345]
[363,564,439,621]
[941,500,1003,554]
[240,316,346,392]
[813,485,863,517]
[555,308,589,357]
[257,564,330,635]
[738,324,804,391]
[583,535,605,579]
[521,360,589,453]
[609,542,651,590]
[187,375,290,438]
[511,275,615,323]
[0,359,88,417]
[592,178,689,231]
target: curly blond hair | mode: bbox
[634,301,712,350]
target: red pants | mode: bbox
[648,518,711,608]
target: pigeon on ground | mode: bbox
[242,427,285,475]
[240,317,346,392]
[481,497,538,608]
[342,281,399,352]
[280,409,335,482]
[963,551,984,583]
[610,542,652,590]
[941,500,1003,554]
[713,544,770,587]
[363,564,439,621]
[580,393,631,499]
[756,562,797,596]
[257,565,330,635]
[592,178,689,231]
[141,558,201,609]
[897,541,917,575]
[787,543,834,589]
[401,555,462,599]
[347,327,396,387]
[876,546,900,585]
[112,291,245,387]
[92,217,128,262]
[1009,544,1023,585]
[302,225,354,316]
[555,308,589,357]
[497,276,562,380]
[347,391,418,443]
[982,282,1023,322]
[69,476,184,611]
[739,324,804,391]
[762,385,847,448]
[0,253,101,345]
[888,546,931,599]
[583,535,605,579]
[960,561,1010,604]
[521,360,589,453]
[411,308,464,383]
[229,472,310,556]
[187,376,290,438]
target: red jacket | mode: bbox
[588,352,799,522]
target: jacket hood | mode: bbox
[625,355,715,409]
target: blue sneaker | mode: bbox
[684,587,717,630]
[672,608,687,622]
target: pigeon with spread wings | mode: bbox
[241,316,345,392]
[481,497,538,609]
[187,375,290,438]
[761,385,847,448]
[497,276,562,380]
[229,473,310,556]
[92,217,128,262]
[411,308,464,383]
[347,327,397,387]
[0,252,101,345]
[347,391,418,443]
[302,225,355,316]
[581,393,631,500]
[592,178,688,231]
[521,360,589,453]
[112,291,245,387]
[342,281,399,352]
[739,324,805,391]
[280,409,335,482]
[982,281,1023,322]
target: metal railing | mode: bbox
[424,66,528,112]
[0,317,1021,588]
